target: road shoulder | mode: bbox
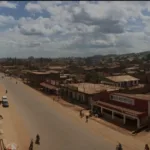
[0,84,30,150]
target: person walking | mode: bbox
[80,110,83,118]
[86,115,89,123]
[29,139,33,150]
[35,134,40,145]
[145,144,150,150]
[116,143,123,150]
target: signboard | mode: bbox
[110,94,134,105]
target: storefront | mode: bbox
[91,92,150,129]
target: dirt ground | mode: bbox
[0,84,30,150]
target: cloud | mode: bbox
[0,15,16,27]
[0,1,17,9]
[1,1,150,57]
[25,2,42,13]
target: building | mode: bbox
[49,66,66,72]
[102,75,139,88]
[60,83,119,106]
[1,66,17,73]
[91,92,150,129]
[26,71,55,87]
[40,73,73,95]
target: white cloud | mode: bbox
[25,2,42,13]
[0,1,17,9]
[1,1,150,57]
[0,15,16,27]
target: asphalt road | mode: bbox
[0,74,115,150]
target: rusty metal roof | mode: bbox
[106,75,139,82]
[40,82,58,90]
[67,83,119,94]
[94,101,146,117]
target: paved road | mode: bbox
[0,74,115,150]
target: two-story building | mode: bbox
[91,92,150,129]
[102,75,139,88]
[40,73,73,95]
[26,71,56,87]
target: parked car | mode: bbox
[2,101,9,107]
[2,96,7,102]
[2,96,9,107]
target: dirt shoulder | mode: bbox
[0,84,30,150]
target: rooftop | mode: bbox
[3,66,16,68]
[106,65,120,69]
[112,93,150,101]
[29,71,51,75]
[106,75,139,83]
[94,100,146,117]
[49,66,66,70]
[125,66,139,71]
[67,83,119,94]
[28,70,59,75]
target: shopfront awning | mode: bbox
[40,82,58,90]
[93,101,147,118]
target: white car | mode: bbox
[2,96,9,107]
[2,96,7,102]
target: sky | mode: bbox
[1,1,150,58]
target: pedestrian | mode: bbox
[116,143,123,150]
[29,139,33,150]
[86,115,89,123]
[145,144,150,150]
[80,110,83,118]
[35,134,40,145]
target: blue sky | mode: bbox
[0,1,150,58]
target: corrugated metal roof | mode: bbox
[106,75,139,82]
[67,83,119,94]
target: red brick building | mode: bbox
[91,92,150,129]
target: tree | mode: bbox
[147,54,150,60]
[85,71,99,83]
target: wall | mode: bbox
[92,91,110,101]
[109,93,148,112]
[148,101,150,117]
[49,73,60,80]
[28,73,51,87]
[119,85,150,94]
